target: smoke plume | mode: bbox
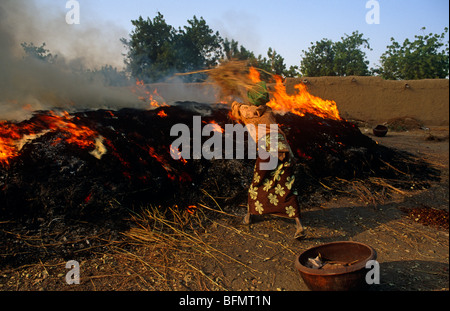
[0,0,142,121]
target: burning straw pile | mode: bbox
[0,104,438,223]
[0,62,440,270]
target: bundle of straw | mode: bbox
[176,60,258,104]
[204,60,255,102]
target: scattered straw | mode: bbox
[369,177,409,196]
[119,203,262,290]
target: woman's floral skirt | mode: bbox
[248,154,300,219]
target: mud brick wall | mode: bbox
[285,76,449,126]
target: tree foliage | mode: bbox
[122,13,178,82]
[85,65,131,86]
[299,39,335,76]
[222,39,298,78]
[222,38,255,62]
[333,31,371,76]
[253,48,300,79]
[121,12,223,82]
[300,31,372,77]
[175,16,223,73]
[122,12,300,82]
[122,14,449,82]
[21,42,57,64]
[21,42,130,86]
[375,27,449,80]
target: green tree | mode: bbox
[285,65,300,78]
[122,12,299,82]
[221,40,299,78]
[333,31,371,76]
[252,47,298,79]
[86,65,131,87]
[267,47,287,76]
[376,27,449,80]
[121,13,176,82]
[174,16,223,81]
[122,13,224,82]
[21,42,57,63]
[300,31,371,76]
[300,39,335,76]
[222,38,255,61]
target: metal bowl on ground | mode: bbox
[373,125,388,137]
[295,241,377,291]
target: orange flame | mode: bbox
[148,146,169,166]
[149,146,190,182]
[170,145,188,165]
[187,205,197,215]
[0,111,103,166]
[210,122,224,133]
[249,67,261,83]
[148,146,177,181]
[0,123,22,165]
[157,110,168,118]
[202,120,224,133]
[247,67,341,121]
[268,76,341,120]
[134,79,169,109]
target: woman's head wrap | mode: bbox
[247,81,270,106]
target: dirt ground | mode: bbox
[0,124,448,292]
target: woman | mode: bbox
[231,81,306,239]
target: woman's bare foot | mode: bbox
[294,217,306,239]
[242,212,251,225]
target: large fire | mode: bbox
[0,78,171,166]
[269,76,341,121]
[248,67,341,121]
[1,66,340,168]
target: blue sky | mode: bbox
[33,0,450,70]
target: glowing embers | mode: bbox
[149,145,191,183]
[0,122,22,165]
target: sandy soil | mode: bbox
[0,125,448,292]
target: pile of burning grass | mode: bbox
[0,103,439,225]
[0,102,441,270]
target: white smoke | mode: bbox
[0,0,142,121]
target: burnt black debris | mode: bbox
[0,103,439,223]
[0,103,440,267]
